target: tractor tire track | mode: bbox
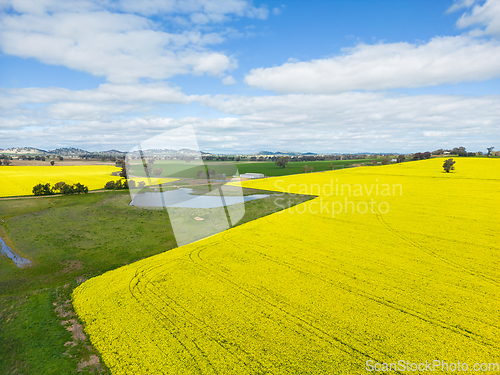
[187,240,400,370]
[376,213,500,288]
[219,232,500,352]
[131,259,272,374]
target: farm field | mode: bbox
[73,157,500,374]
[0,165,121,197]
[0,165,178,198]
[235,158,376,176]
[127,158,375,180]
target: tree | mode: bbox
[381,157,390,165]
[152,168,163,176]
[275,156,289,168]
[104,181,116,189]
[60,184,75,195]
[128,180,136,189]
[303,165,313,173]
[59,156,64,161]
[119,163,127,178]
[452,146,466,156]
[371,160,378,166]
[73,183,88,194]
[487,147,495,157]
[138,181,146,188]
[52,181,66,194]
[50,160,55,165]
[32,183,53,196]
[329,163,335,170]
[443,158,455,173]
[397,155,406,163]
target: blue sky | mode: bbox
[0,0,499,153]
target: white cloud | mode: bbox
[455,0,500,36]
[118,0,268,20]
[222,75,236,85]
[244,35,500,94]
[0,0,264,83]
[0,83,190,109]
[0,0,269,20]
[446,0,479,13]
[1,87,499,153]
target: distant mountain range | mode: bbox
[0,147,125,156]
[255,151,317,156]
[0,147,393,157]
[0,147,205,157]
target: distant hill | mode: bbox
[1,146,210,157]
[0,147,47,154]
[49,147,90,156]
[255,151,317,156]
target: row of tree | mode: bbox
[431,146,496,157]
[32,182,88,196]
[19,155,64,161]
[104,180,146,190]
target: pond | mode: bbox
[0,235,32,268]
[130,188,270,208]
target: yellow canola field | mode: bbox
[0,166,121,197]
[73,158,500,374]
[0,166,177,197]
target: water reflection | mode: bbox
[130,188,269,208]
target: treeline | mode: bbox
[103,179,145,190]
[19,155,64,161]
[431,146,497,157]
[80,154,126,162]
[412,152,432,160]
[32,182,88,196]
[203,154,376,162]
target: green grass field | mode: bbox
[0,189,313,374]
[128,158,376,179]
